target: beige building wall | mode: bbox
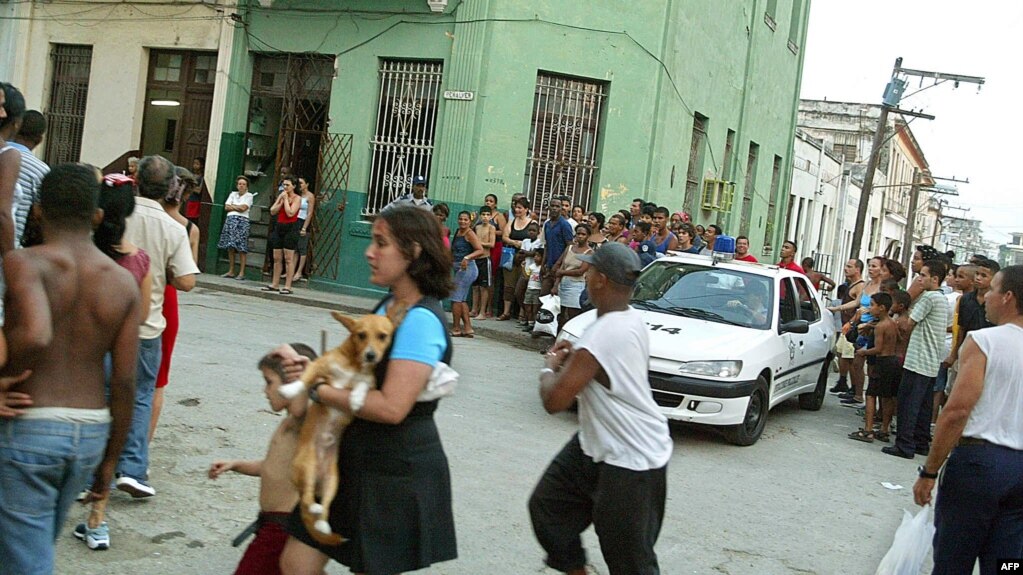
[4,1,231,169]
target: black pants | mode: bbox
[528,434,666,575]
[895,368,934,455]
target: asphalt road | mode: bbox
[55,287,933,575]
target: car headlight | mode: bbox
[678,360,742,378]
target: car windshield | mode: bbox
[631,261,774,329]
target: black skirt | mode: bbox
[285,401,457,574]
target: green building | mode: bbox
[211,0,810,295]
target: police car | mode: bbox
[557,239,835,446]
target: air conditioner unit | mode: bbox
[702,179,735,211]
[427,0,448,11]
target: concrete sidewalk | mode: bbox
[195,274,549,350]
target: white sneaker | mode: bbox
[73,522,110,550]
[115,475,155,498]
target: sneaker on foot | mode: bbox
[837,391,855,400]
[74,522,110,550]
[840,398,866,409]
[828,380,849,394]
[115,475,155,498]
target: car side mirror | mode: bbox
[779,319,809,334]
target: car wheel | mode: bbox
[724,377,768,446]
[798,358,830,411]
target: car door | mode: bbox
[772,277,803,402]
[792,275,829,390]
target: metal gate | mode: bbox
[310,133,353,282]
[524,73,606,220]
[276,56,333,183]
[44,44,92,165]
[365,60,443,215]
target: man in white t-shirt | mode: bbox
[914,265,1023,574]
[529,242,671,575]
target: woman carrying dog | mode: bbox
[280,205,457,575]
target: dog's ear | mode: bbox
[386,303,408,326]
[331,311,358,332]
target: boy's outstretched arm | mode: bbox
[209,459,263,479]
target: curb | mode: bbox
[195,276,550,351]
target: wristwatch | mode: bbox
[917,465,939,479]
[308,381,327,403]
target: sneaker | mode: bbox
[840,398,866,409]
[75,490,89,503]
[115,475,155,498]
[837,392,855,400]
[73,522,110,550]
[828,379,849,394]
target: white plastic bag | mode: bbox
[875,506,934,575]
[533,294,561,337]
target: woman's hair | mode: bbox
[513,197,531,211]
[883,258,907,283]
[457,210,471,220]
[378,206,453,299]
[167,166,194,206]
[588,212,605,228]
[432,202,450,218]
[95,177,137,260]
[485,193,498,204]
[677,222,696,240]
[575,222,592,236]
[282,175,298,188]
[236,175,250,186]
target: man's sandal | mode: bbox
[847,429,875,443]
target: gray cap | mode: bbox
[577,242,642,286]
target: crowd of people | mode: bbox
[1,75,1020,575]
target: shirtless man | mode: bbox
[850,293,898,442]
[0,163,139,574]
[827,259,865,394]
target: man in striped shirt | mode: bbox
[10,110,49,246]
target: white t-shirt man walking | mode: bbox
[529,243,671,575]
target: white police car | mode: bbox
[557,245,835,446]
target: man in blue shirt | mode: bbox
[542,201,574,296]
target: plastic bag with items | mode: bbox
[874,505,934,575]
[533,294,561,337]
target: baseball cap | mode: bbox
[412,175,427,186]
[577,242,642,287]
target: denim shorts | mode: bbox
[0,416,110,574]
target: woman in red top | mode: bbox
[263,176,302,295]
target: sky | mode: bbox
[800,0,1023,246]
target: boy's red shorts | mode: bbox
[234,513,290,575]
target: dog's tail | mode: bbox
[301,505,345,546]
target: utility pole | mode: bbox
[900,174,964,269]
[848,57,985,260]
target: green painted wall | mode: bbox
[209,0,809,292]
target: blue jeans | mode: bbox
[0,417,110,574]
[933,443,1023,574]
[117,335,162,481]
[895,368,934,456]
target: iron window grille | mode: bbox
[44,44,92,165]
[524,73,606,221]
[365,60,443,215]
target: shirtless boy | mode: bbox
[208,344,316,575]
[850,293,898,443]
[0,163,140,574]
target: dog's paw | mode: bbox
[308,503,323,515]
[314,520,332,535]
[278,381,305,399]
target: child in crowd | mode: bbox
[630,220,658,267]
[890,290,912,361]
[208,343,317,575]
[515,223,543,324]
[850,293,898,443]
[522,248,544,332]
[470,206,496,320]
[218,175,254,279]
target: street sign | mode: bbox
[443,90,474,101]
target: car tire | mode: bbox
[724,377,768,446]
[798,358,830,411]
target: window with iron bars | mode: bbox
[524,73,607,220]
[684,113,708,215]
[763,154,781,249]
[365,60,443,214]
[44,44,92,165]
[739,141,760,236]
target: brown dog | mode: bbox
[277,309,400,545]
